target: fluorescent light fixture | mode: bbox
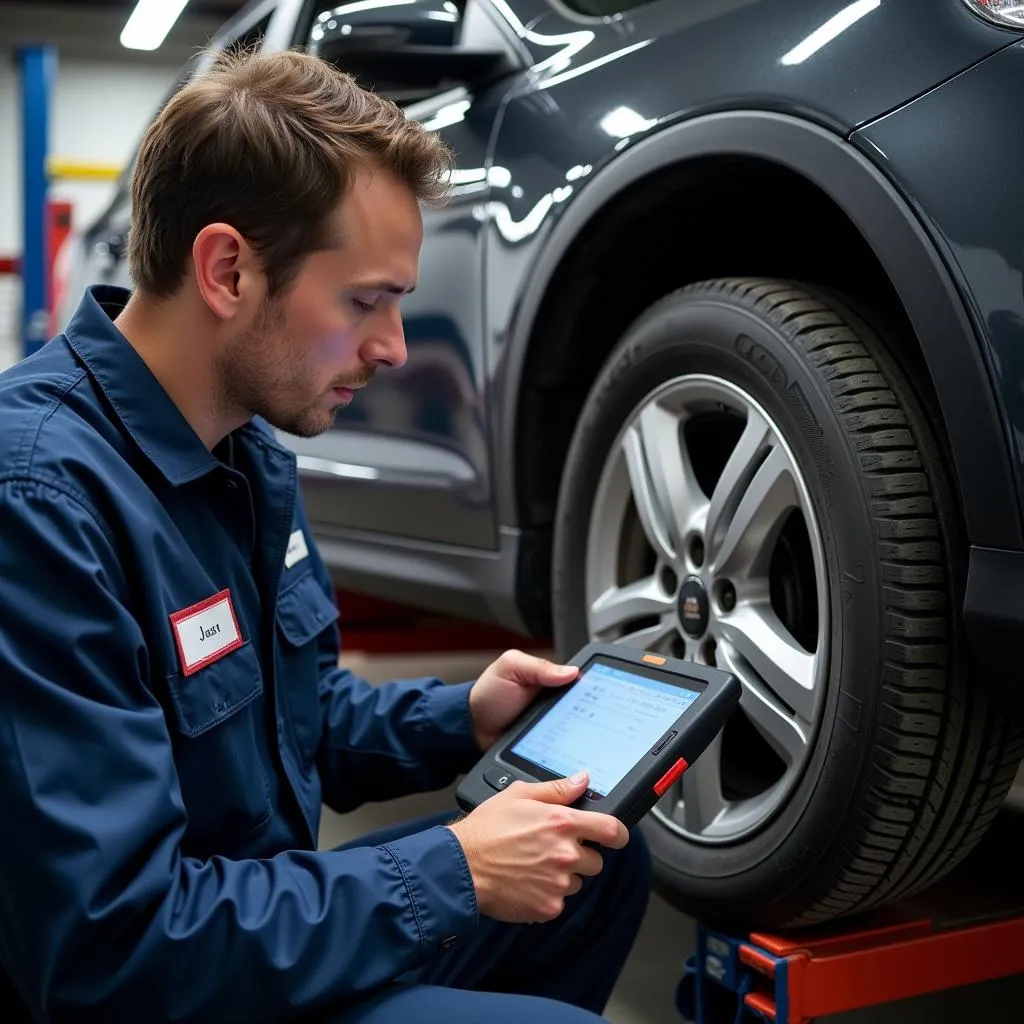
[780,0,880,66]
[120,0,191,51]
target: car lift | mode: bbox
[675,811,1024,1023]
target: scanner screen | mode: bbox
[509,661,700,796]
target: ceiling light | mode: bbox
[120,0,191,51]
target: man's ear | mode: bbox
[192,223,264,321]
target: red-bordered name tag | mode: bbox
[169,589,244,677]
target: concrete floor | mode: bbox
[323,651,1024,1024]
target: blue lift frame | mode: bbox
[18,44,56,359]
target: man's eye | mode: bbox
[352,297,376,314]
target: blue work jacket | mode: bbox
[0,286,482,1021]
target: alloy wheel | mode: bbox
[584,374,830,844]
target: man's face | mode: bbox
[218,168,422,438]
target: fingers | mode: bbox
[495,649,578,688]
[527,770,590,805]
[514,776,629,848]
[574,845,604,878]
[571,810,630,850]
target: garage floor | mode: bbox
[322,650,1024,1024]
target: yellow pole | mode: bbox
[47,159,122,182]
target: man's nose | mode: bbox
[363,305,408,370]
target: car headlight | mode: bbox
[961,0,1024,26]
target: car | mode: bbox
[62,0,1024,932]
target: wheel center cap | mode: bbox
[677,575,710,639]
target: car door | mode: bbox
[283,0,524,551]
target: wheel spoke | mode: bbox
[619,615,678,651]
[708,445,799,580]
[588,575,674,637]
[716,603,817,721]
[719,639,809,766]
[623,403,705,562]
[704,408,771,563]
[621,424,675,565]
[679,731,727,835]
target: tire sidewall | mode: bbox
[552,290,884,918]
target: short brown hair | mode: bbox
[126,46,454,298]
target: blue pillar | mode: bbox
[18,45,56,358]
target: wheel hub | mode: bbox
[677,575,709,639]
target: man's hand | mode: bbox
[447,771,628,923]
[468,649,578,751]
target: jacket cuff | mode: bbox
[382,824,478,962]
[414,680,481,767]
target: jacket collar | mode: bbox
[65,285,227,486]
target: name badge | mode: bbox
[169,589,244,676]
[285,529,309,569]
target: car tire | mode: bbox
[551,277,1024,929]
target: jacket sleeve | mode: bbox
[0,479,478,1022]
[300,505,485,814]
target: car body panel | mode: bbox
[493,107,1024,553]
[852,38,1024,542]
[851,37,1024,704]
[483,1,1022,547]
[505,0,1015,133]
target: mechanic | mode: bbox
[0,47,650,1024]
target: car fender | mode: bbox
[496,109,1022,552]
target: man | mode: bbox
[0,47,650,1023]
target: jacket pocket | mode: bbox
[276,571,340,761]
[165,641,271,852]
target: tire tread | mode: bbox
[686,278,1023,927]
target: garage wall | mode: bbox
[0,2,220,366]
[0,58,181,251]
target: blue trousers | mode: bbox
[326,809,652,1024]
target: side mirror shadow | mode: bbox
[309,1,513,105]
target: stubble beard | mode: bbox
[216,296,326,438]
[216,296,378,439]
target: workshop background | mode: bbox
[3,1,1024,1022]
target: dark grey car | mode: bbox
[62,0,1024,931]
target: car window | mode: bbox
[560,0,654,13]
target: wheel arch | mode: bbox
[498,110,1022,606]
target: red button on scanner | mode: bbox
[653,757,689,796]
